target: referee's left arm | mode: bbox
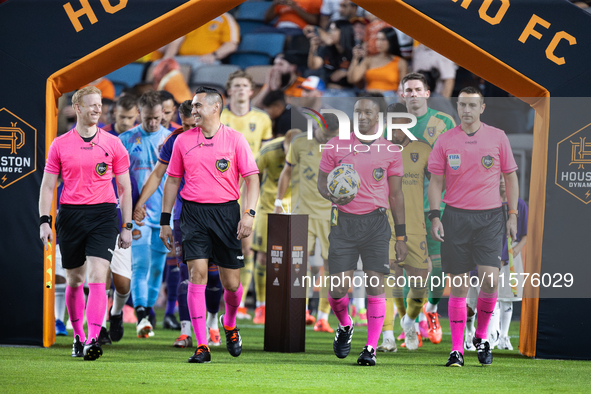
[39,172,59,250]
[159,175,181,250]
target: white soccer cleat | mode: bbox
[376,337,397,352]
[498,335,513,350]
[464,329,476,351]
[136,317,153,338]
[401,316,419,351]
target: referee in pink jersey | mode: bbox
[317,97,408,366]
[39,86,134,361]
[427,86,519,367]
[160,87,259,364]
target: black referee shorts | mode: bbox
[440,205,504,275]
[55,203,119,269]
[328,208,391,275]
[179,200,244,270]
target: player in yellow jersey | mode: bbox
[221,71,274,319]
[274,114,339,332]
[250,130,299,324]
[379,105,432,352]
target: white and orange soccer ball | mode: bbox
[327,165,361,199]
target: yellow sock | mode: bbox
[393,286,406,317]
[383,298,395,332]
[240,255,254,305]
[406,286,428,320]
[318,272,331,314]
[254,262,266,304]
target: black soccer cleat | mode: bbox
[220,314,242,357]
[473,337,493,366]
[83,338,103,361]
[188,345,212,363]
[333,320,354,359]
[98,326,112,346]
[163,314,181,330]
[445,350,464,367]
[71,335,84,358]
[109,308,124,342]
[357,345,376,366]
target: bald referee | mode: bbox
[428,86,518,367]
[160,87,259,364]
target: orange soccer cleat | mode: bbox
[314,318,334,333]
[253,306,266,325]
[236,306,251,320]
[305,310,316,325]
[423,304,442,344]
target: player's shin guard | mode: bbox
[66,283,87,342]
[165,260,179,316]
[328,294,352,327]
[428,257,443,305]
[87,283,107,342]
[254,262,266,305]
[318,281,331,315]
[178,279,190,322]
[205,266,222,314]
[406,286,428,320]
[475,290,498,340]
[448,295,467,354]
[188,283,207,346]
[223,283,243,329]
[366,295,386,349]
[130,245,149,308]
[147,249,167,307]
[383,298,395,332]
[239,255,254,305]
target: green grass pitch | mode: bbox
[1,313,589,393]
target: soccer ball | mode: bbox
[327,165,361,199]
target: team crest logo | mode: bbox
[0,108,37,189]
[411,153,419,162]
[96,162,108,176]
[482,155,494,170]
[216,158,229,172]
[448,154,461,170]
[373,167,385,181]
[132,229,142,241]
[249,123,256,132]
[427,127,435,138]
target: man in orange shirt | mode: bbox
[264,0,322,33]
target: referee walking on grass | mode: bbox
[427,86,519,367]
[317,97,408,367]
[39,86,134,361]
[159,87,259,364]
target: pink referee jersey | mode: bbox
[319,133,404,215]
[45,128,130,205]
[428,122,517,210]
[167,124,259,203]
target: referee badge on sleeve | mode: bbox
[96,162,108,176]
[216,158,229,173]
[373,167,385,181]
[448,154,461,170]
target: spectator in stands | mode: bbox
[412,43,457,98]
[364,13,412,60]
[319,0,361,29]
[145,13,240,78]
[152,59,193,105]
[307,19,356,96]
[262,90,308,137]
[264,0,322,36]
[252,53,307,108]
[158,90,181,132]
[83,77,116,101]
[347,27,408,96]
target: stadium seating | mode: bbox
[230,52,272,69]
[235,1,272,22]
[238,33,285,58]
[238,20,268,35]
[191,64,241,88]
[105,63,146,96]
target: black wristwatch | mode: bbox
[245,209,256,218]
[122,222,133,230]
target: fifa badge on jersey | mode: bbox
[427,127,435,138]
[249,123,256,132]
[373,167,385,181]
[482,155,494,169]
[96,162,108,176]
[448,154,461,170]
[216,158,229,172]
[411,153,419,163]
